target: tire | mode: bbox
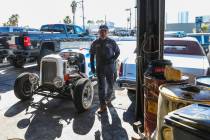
[73,78,94,112]
[14,73,33,100]
[127,89,136,93]
[207,67,210,76]
[37,49,53,67]
[9,58,26,68]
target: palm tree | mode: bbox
[9,14,19,26]
[87,20,94,26]
[63,16,72,24]
[96,20,104,26]
[3,14,19,26]
[71,0,77,24]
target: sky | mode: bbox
[0,0,210,29]
[165,0,210,23]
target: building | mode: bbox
[178,11,189,23]
[166,23,195,33]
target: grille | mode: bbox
[41,61,57,84]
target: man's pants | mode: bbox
[97,70,114,106]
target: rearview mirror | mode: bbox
[79,29,89,37]
[84,29,89,35]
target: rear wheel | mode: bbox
[9,57,26,68]
[14,73,33,100]
[207,67,210,76]
[73,78,94,112]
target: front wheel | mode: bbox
[73,78,94,112]
[14,73,34,100]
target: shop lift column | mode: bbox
[135,0,165,128]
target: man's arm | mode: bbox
[112,40,120,60]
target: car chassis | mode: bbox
[14,49,96,112]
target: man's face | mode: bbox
[99,29,108,39]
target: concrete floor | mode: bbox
[0,64,137,140]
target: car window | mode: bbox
[66,25,75,34]
[27,28,39,32]
[41,25,65,33]
[164,40,205,56]
[75,26,84,34]
[13,28,25,32]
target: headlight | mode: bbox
[29,73,39,85]
[53,77,64,88]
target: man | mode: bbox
[90,25,120,113]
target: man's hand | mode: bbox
[91,66,96,75]
[90,53,96,75]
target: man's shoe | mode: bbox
[97,105,107,114]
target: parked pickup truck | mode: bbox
[0,24,95,68]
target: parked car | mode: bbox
[113,29,131,36]
[117,37,210,90]
[0,26,39,33]
[0,24,95,68]
[187,33,210,54]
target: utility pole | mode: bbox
[125,8,132,29]
[134,5,137,31]
[81,0,85,30]
[105,15,107,25]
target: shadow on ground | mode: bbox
[0,65,38,94]
[98,105,129,140]
[3,73,135,140]
[4,96,97,140]
[123,90,136,125]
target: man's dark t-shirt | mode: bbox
[90,37,120,74]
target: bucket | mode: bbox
[156,84,210,140]
[143,59,178,138]
[146,59,172,79]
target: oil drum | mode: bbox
[156,83,210,140]
[196,76,210,87]
[144,75,166,138]
[144,59,172,138]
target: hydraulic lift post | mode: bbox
[135,0,165,124]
